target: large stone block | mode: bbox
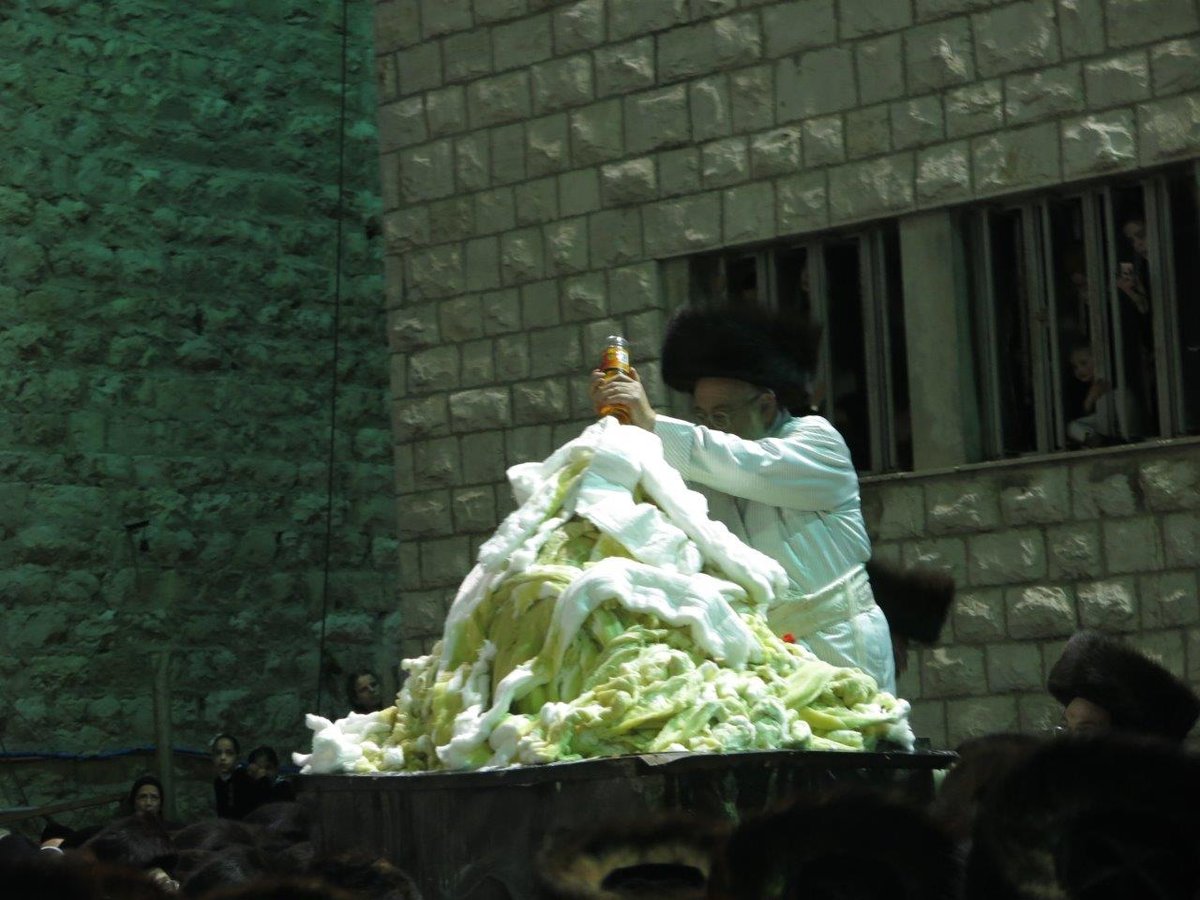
[444,29,493,83]
[601,157,658,206]
[455,133,491,192]
[915,0,993,20]
[1061,111,1138,178]
[515,177,558,225]
[1139,93,1200,161]
[1085,52,1151,107]
[1140,571,1200,628]
[857,34,906,105]
[999,467,1071,525]
[460,338,496,386]
[420,535,474,585]
[397,40,443,96]
[426,86,468,138]
[608,262,660,314]
[846,105,893,159]
[400,141,455,202]
[625,85,690,153]
[722,181,775,244]
[972,531,1048,586]
[1018,691,1061,733]
[1046,522,1101,579]
[559,168,601,216]
[493,14,552,71]
[449,387,512,431]
[452,486,498,533]
[589,207,644,267]
[986,642,1044,692]
[531,55,594,114]
[482,287,522,335]
[375,0,422,52]
[527,113,570,176]
[554,0,605,53]
[594,38,656,97]
[476,187,517,234]
[827,154,915,224]
[397,489,453,538]
[561,272,608,322]
[1071,462,1140,517]
[945,79,1003,138]
[922,646,986,698]
[803,116,845,165]
[776,47,857,122]
[545,217,589,275]
[1058,0,1105,57]
[1128,629,1186,678]
[407,243,465,299]
[702,137,750,187]
[1105,0,1200,49]
[1005,64,1084,124]
[750,127,803,178]
[475,0,527,24]
[529,325,584,376]
[908,699,948,747]
[953,588,1007,643]
[429,196,476,244]
[946,696,1020,746]
[900,537,968,589]
[412,436,461,488]
[378,97,427,151]
[642,193,722,256]
[904,19,975,94]
[409,346,461,394]
[1102,515,1164,574]
[1005,585,1076,638]
[421,0,472,38]
[513,377,571,423]
[468,72,533,128]
[1164,512,1200,567]
[915,141,970,205]
[465,236,501,291]
[761,0,837,57]
[730,64,776,132]
[1139,457,1200,511]
[1077,577,1138,631]
[926,478,1001,534]
[494,332,531,379]
[1150,37,1200,94]
[690,77,732,142]
[974,1,1060,77]
[972,122,1061,196]
[891,96,945,150]
[608,0,688,41]
[776,170,829,234]
[500,227,545,284]
[659,14,761,82]
[571,100,628,165]
[840,0,913,37]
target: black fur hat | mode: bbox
[865,559,956,645]
[660,306,820,411]
[1047,630,1200,742]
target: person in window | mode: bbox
[589,307,895,693]
[346,670,383,715]
[1064,340,1141,447]
[1047,630,1199,741]
[1117,217,1158,422]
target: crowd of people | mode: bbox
[2,635,1197,898]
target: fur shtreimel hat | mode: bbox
[1047,630,1200,741]
[660,307,821,411]
[865,559,956,645]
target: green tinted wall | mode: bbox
[1,0,389,818]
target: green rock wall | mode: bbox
[1,0,389,819]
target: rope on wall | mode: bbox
[314,0,352,716]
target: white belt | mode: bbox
[767,564,876,638]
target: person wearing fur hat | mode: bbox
[590,306,896,692]
[1047,629,1200,741]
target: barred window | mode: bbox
[682,224,911,474]
[962,162,1200,458]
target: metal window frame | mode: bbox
[1145,174,1182,435]
[972,210,1005,458]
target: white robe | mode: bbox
[653,412,897,694]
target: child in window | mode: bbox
[1065,342,1140,447]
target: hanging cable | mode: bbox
[315,0,351,716]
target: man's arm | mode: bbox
[654,414,859,512]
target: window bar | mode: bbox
[809,242,834,421]
[1039,202,1068,450]
[1100,188,1133,440]
[975,210,1005,458]
[1080,192,1112,414]
[1021,203,1054,453]
[859,231,888,472]
[1145,175,1180,436]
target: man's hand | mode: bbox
[590,367,657,431]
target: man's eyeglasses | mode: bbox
[692,393,765,431]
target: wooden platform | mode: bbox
[304,748,955,900]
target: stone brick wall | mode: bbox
[2,0,387,817]
[866,441,1200,746]
[376,0,1200,747]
